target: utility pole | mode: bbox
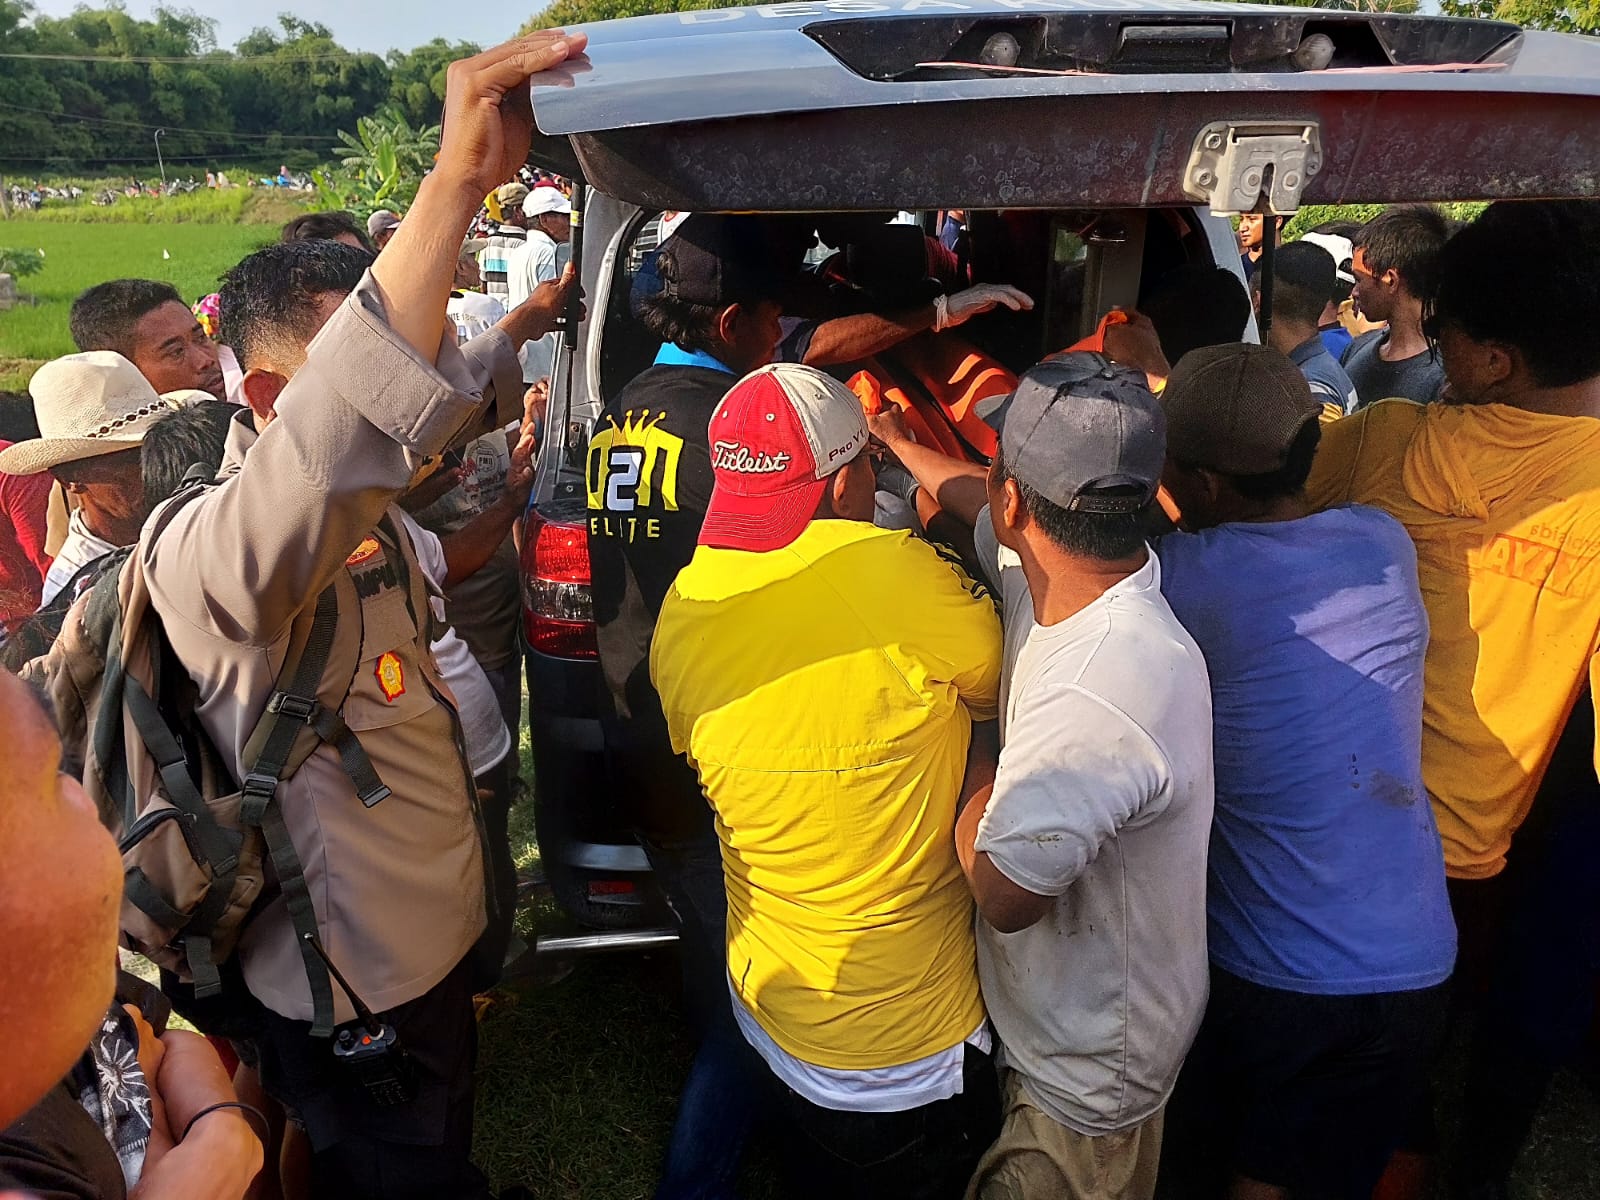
[154,128,167,189]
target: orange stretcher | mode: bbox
[846,332,1014,462]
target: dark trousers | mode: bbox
[777,1042,1001,1200]
[471,752,520,991]
[483,661,522,776]
[641,821,768,1200]
[1158,967,1450,1200]
[250,955,491,1200]
[474,658,525,989]
[1444,696,1600,1187]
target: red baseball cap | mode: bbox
[699,364,870,552]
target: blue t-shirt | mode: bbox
[1158,507,1456,995]
[1290,335,1359,416]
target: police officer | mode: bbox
[139,32,586,1200]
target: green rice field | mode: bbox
[0,204,292,389]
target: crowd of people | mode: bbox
[0,27,1597,1200]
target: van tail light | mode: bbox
[520,509,598,660]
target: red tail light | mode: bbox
[520,509,598,660]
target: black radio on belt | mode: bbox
[305,934,418,1107]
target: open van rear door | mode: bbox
[526,2,1600,213]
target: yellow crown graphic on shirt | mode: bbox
[587,409,684,513]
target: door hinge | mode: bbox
[1184,122,1323,216]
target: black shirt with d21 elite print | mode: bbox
[585,363,730,835]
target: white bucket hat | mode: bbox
[0,351,177,476]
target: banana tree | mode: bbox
[316,105,441,216]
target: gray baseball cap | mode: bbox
[977,353,1165,514]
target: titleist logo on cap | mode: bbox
[712,441,792,474]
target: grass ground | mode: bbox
[0,193,306,389]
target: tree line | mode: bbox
[0,0,482,173]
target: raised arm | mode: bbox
[144,34,585,644]
[804,286,1033,368]
[371,32,586,360]
[463,265,577,430]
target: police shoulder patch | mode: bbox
[346,537,382,566]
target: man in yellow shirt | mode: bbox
[651,362,1004,1200]
[1304,200,1600,1197]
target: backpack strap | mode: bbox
[238,584,343,1037]
[95,489,211,828]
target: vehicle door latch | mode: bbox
[1184,123,1323,216]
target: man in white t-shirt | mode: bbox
[956,354,1215,1200]
[508,187,573,385]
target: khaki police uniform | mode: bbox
[142,274,521,1027]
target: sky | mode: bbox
[30,0,526,56]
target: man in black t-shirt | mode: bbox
[1341,206,1451,409]
[586,214,787,1190]
[589,215,785,850]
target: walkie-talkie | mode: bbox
[304,933,417,1108]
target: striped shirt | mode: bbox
[478,224,526,306]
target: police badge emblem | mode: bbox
[375,651,406,701]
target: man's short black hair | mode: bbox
[995,444,1149,561]
[0,392,40,444]
[141,402,237,513]
[281,210,375,253]
[69,279,185,357]
[1355,205,1451,299]
[1224,416,1321,502]
[1433,200,1600,389]
[219,240,374,371]
[1140,265,1253,367]
[1260,242,1336,327]
[637,286,725,358]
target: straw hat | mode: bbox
[0,352,177,476]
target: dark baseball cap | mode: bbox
[657,214,786,309]
[1163,343,1321,475]
[977,352,1165,514]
